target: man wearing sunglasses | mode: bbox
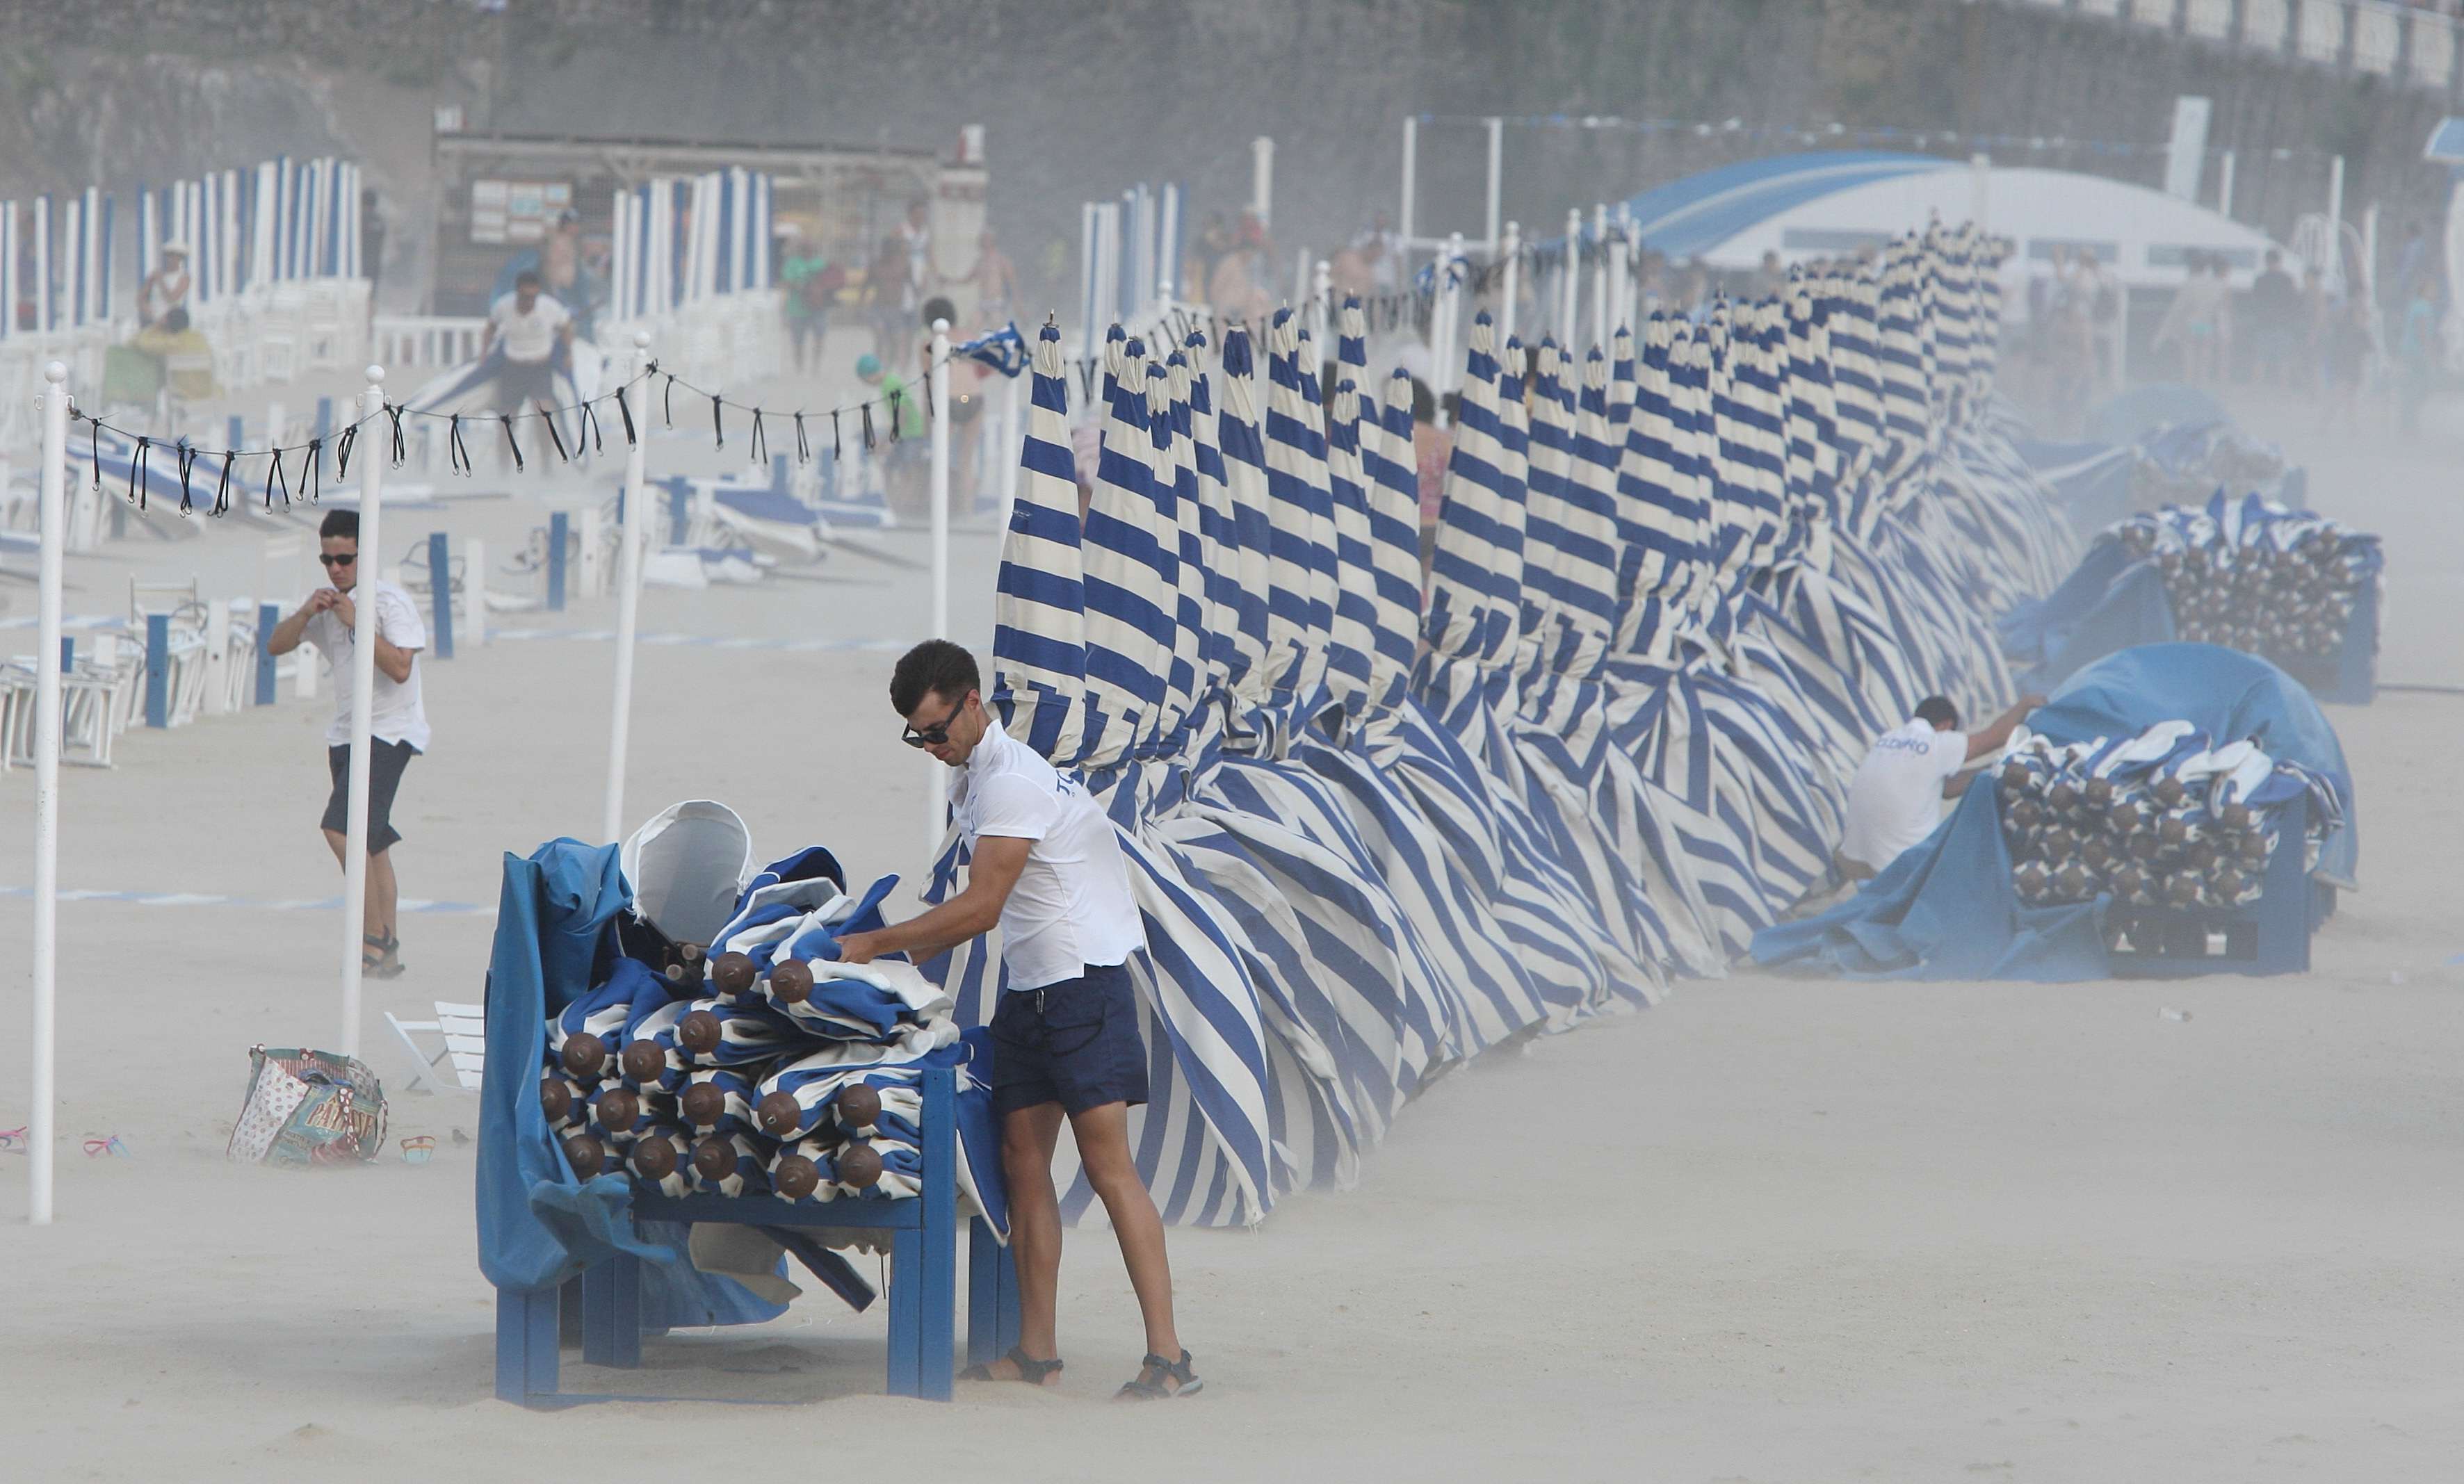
[835,639,1199,1401]
[266,509,428,979]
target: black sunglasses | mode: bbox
[900,693,971,749]
[318,552,358,568]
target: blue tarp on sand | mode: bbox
[1749,644,2355,979]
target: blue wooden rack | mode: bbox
[494,1065,1017,1406]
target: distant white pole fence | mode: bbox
[927,316,953,853]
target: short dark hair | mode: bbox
[891,639,980,717]
[318,509,359,542]
[515,270,541,289]
[1913,695,1959,729]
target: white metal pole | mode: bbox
[1251,138,1274,231]
[2326,154,2347,295]
[29,361,67,1227]
[337,365,386,1061]
[1969,152,1991,232]
[998,369,1024,535]
[2360,202,2379,308]
[1591,202,1608,351]
[927,318,953,854]
[1310,259,1331,374]
[1498,220,1522,345]
[1561,207,1582,346]
[930,319,952,639]
[1484,117,1505,252]
[2216,149,2236,220]
[1399,115,1417,256]
[601,332,654,845]
[1607,220,1630,338]
[1436,231,1465,414]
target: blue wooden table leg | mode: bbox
[495,1287,560,1405]
[580,1255,644,1368]
[887,1230,923,1398]
[919,1067,958,1401]
[581,1261,615,1366]
[607,1253,642,1368]
[967,1218,1000,1369]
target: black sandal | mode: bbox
[960,1345,1064,1386]
[1115,1348,1201,1400]
[363,933,406,980]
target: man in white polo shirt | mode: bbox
[264,507,430,977]
[1838,692,2043,881]
[836,639,1199,1401]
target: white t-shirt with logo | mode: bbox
[1839,718,1969,871]
[302,578,430,752]
[951,719,1143,991]
[488,292,571,364]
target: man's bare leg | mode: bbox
[367,847,398,945]
[323,829,398,951]
[981,1101,1067,1383]
[1070,1101,1183,1375]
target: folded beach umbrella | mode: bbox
[1261,309,1338,720]
[1281,334,1559,1047]
[1078,329,1175,767]
[1321,378,1383,723]
[988,322,1089,765]
[1210,327,1278,719]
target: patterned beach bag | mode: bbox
[228,1045,389,1166]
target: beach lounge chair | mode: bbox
[386,1000,487,1095]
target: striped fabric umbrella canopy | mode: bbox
[1213,327,1279,723]
[1077,330,1175,768]
[1261,309,1338,724]
[989,321,1089,765]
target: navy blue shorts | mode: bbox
[988,961,1148,1117]
[322,739,417,854]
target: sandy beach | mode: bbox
[2,383,2459,1483]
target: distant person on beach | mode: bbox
[836,640,1201,1401]
[2247,249,2301,388]
[482,270,572,415]
[264,508,428,979]
[1835,693,2041,883]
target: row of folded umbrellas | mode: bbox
[908,221,2083,1228]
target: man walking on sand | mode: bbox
[265,509,429,979]
[835,639,1201,1401]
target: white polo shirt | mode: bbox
[951,719,1142,991]
[488,291,570,364]
[1838,717,1969,871]
[301,578,430,752]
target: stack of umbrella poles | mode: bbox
[1997,721,2344,975]
[499,847,1016,1405]
[927,221,2083,1230]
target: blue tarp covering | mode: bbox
[2013,437,2139,537]
[1749,643,2355,979]
[476,838,786,1323]
[2084,384,2228,446]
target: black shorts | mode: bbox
[989,961,1149,1117]
[497,357,556,414]
[322,739,418,854]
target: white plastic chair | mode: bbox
[386,1000,487,1095]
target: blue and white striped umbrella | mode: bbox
[1077,329,1174,767]
[1262,309,1338,721]
[1212,327,1277,718]
[989,321,1089,765]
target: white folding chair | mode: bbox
[384,1000,487,1095]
